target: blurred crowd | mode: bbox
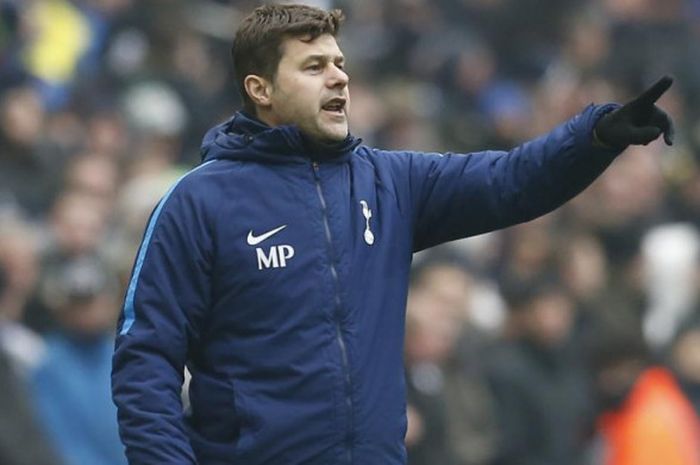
[2,0,700,464]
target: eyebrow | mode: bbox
[301,54,345,65]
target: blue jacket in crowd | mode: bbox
[112,105,620,465]
[34,333,127,465]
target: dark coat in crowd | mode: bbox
[487,340,592,465]
[0,348,62,465]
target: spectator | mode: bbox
[0,216,44,374]
[405,289,461,465]
[0,342,63,465]
[29,256,126,465]
[407,253,498,465]
[25,190,111,332]
[0,217,62,465]
[592,330,700,465]
[0,84,59,217]
[670,318,700,415]
[487,273,591,465]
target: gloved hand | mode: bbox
[594,75,675,149]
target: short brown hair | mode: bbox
[232,4,345,113]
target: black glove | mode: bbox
[594,75,675,149]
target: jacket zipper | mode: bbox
[312,161,354,464]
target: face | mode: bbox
[523,291,574,347]
[405,290,459,363]
[59,293,119,338]
[263,34,350,142]
[418,265,472,319]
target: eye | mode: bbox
[306,63,322,72]
[336,63,345,70]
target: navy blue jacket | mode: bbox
[112,105,620,465]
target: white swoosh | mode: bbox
[247,225,287,246]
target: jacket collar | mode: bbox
[201,111,361,164]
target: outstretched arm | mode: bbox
[387,77,674,251]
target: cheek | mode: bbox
[288,76,322,102]
[275,84,315,117]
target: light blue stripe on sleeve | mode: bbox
[119,160,217,336]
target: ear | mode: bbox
[244,75,273,108]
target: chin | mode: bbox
[319,124,349,142]
[324,133,348,143]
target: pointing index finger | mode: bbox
[635,75,674,105]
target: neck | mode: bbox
[248,110,347,149]
[252,109,277,129]
[233,110,359,162]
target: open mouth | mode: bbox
[321,97,346,115]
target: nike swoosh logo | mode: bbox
[247,225,287,246]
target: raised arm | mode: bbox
[401,77,674,251]
[392,103,620,251]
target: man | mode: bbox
[0,260,63,465]
[111,4,673,465]
[32,256,126,465]
[404,254,498,465]
[488,273,591,465]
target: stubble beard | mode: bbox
[318,110,349,142]
[297,111,348,144]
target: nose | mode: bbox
[327,64,349,88]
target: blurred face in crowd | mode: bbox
[247,33,350,143]
[57,291,119,338]
[66,154,120,203]
[405,290,460,363]
[561,234,607,300]
[51,192,108,256]
[416,264,472,320]
[0,86,44,148]
[45,258,121,338]
[0,225,38,321]
[673,328,700,384]
[521,290,574,347]
[0,227,38,294]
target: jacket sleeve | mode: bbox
[388,104,622,251]
[112,173,214,465]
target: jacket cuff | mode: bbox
[576,103,623,157]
